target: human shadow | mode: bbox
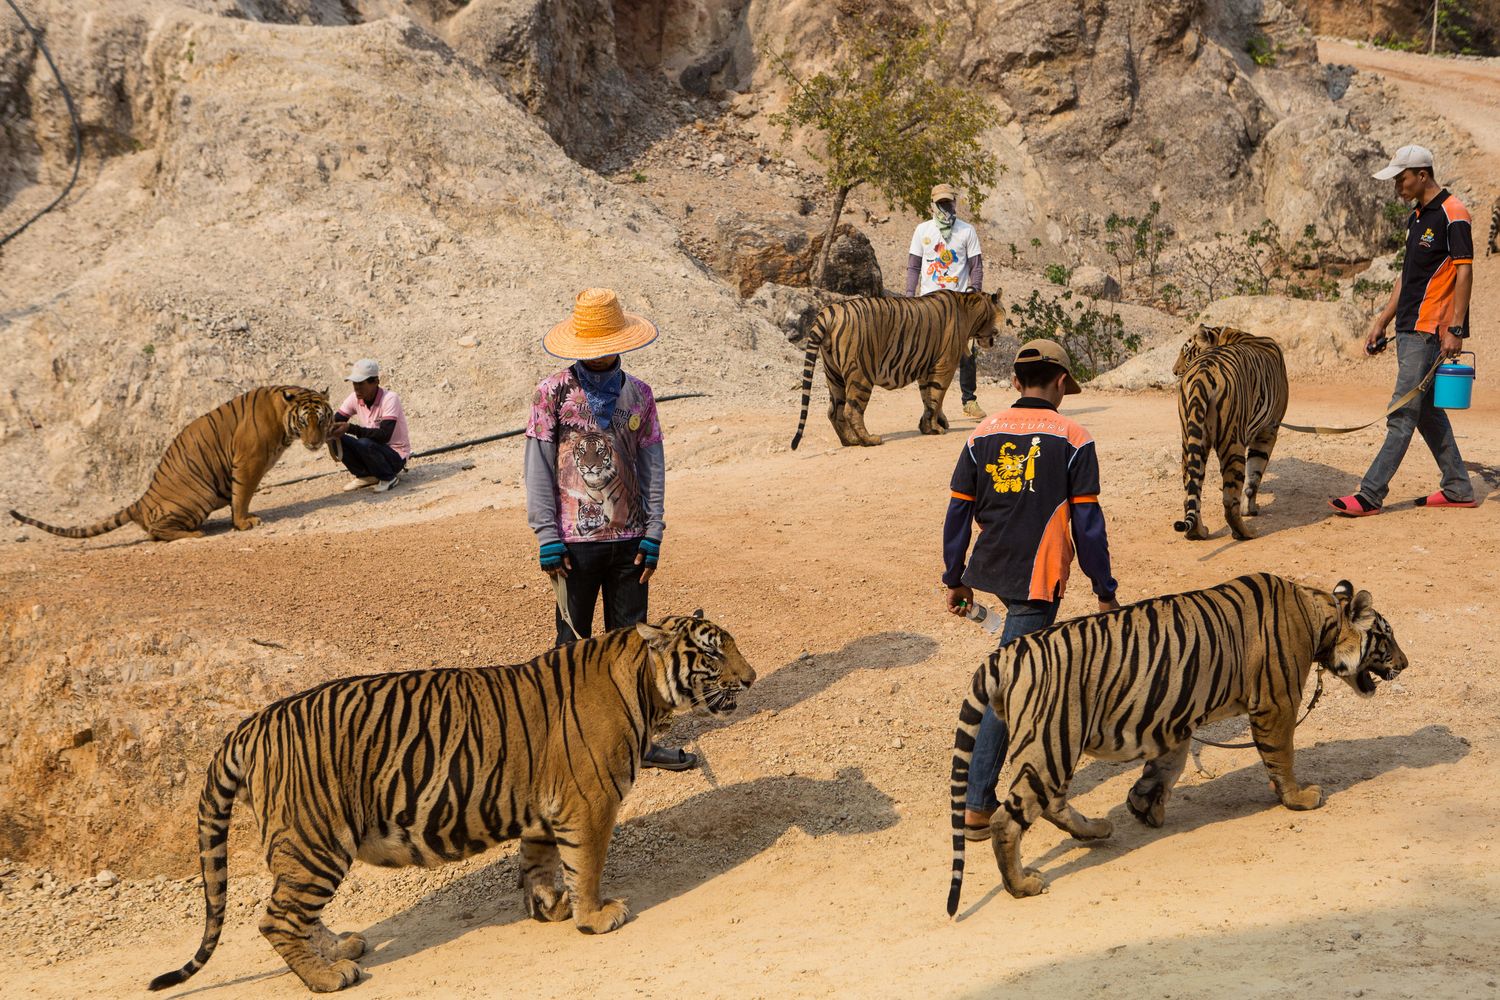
[687,630,939,737]
[975,725,1470,909]
[353,768,898,971]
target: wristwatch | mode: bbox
[1448,325,1468,339]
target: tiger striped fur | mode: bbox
[1172,325,1288,541]
[11,386,332,541]
[1488,201,1498,256]
[789,289,1001,449]
[148,613,754,994]
[945,574,1405,913]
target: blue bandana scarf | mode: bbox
[573,359,626,430]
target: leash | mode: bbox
[550,573,581,639]
[1280,357,1445,435]
[1190,668,1325,749]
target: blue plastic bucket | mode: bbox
[1433,352,1476,410]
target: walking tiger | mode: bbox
[789,289,1002,449]
[946,573,1405,913]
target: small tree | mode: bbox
[767,21,1002,287]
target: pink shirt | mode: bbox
[338,387,411,459]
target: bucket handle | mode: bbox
[1443,350,1476,373]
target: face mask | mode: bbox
[933,202,956,228]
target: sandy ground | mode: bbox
[3,37,1500,1000]
[2,366,1500,999]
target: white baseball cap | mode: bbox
[344,358,380,382]
[1373,144,1435,180]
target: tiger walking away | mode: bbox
[1487,201,1498,256]
[789,289,1002,449]
[10,386,333,541]
[148,613,755,993]
[1172,325,1288,540]
[946,573,1406,914]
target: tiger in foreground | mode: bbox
[11,385,333,541]
[1172,325,1288,541]
[946,573,1405,914]
[789,289,1002,449]
[149,613,754,994]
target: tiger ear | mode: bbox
[282,389,296,402]
[988,291,1001,306]
[635,622,673,651]
[692,608,705,620]
[1350,589,1376,626]
[1195,325,1220,348]
[322,386,331,399]
[1332,579,1354,609]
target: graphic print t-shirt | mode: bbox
[948,402,1102,601]
[910,218,982,295]
[1396,190,1474,336]
[525,369,662,543]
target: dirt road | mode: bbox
[3,369,1499,999]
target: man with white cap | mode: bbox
[908,182,988,418]
[1328,144,1476,517]
[941,338,1121,841]
[328,358,411,493]
[524,288,696,771]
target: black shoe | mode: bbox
[642,744,699,771]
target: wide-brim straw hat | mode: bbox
[542,288,658,360]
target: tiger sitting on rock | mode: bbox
[946,573,1406,913]
[148,612,754,994]
[11,385,333,541]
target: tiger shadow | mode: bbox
[351,768,899,971]
[250,458,472,525]
[1011,724,1469,896]
[1187,456,1360,556]
[683,630,939,736]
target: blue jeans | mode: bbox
[338,436,405,482]
[965,597,1061,813]
[1358,330,1473,506]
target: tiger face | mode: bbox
[284,388,334,450]
[968,290,1003,349]
[637,611,756,717]
[1324,580,1408,697]
[573,432,617,492]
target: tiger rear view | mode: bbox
[1172,325,1288,540]
[946,574,1406,914]
[789,289,1002,449]
[11,385,332,542]
[148,613,754,993]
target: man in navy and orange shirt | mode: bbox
[942,338,1121,838]
[1330,144,1476,516]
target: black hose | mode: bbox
[265,391,710,490]
[0,0,83,250]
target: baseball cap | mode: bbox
[1373,144,1435,180]
[344,358,380,382]
[930,183,958,204]
[1015,339,1082,395]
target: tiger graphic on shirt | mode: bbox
[569,432,628,537]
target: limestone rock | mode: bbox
[1069,266,1121,302]
[1261,108,1388,260]
[714,215,882,298]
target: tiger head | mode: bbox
[1322,580,1408,698]
[636,611,756,718]
[966,290,1003,349]
[281,387,335,450]
[573,433,617,491]
[1172,324,1248,376]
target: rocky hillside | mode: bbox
[1299,0,1500,54]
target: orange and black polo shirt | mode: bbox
[942,398,1116,603]
[1397,190,1474,337]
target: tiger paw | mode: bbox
[527,885,573,922]
[1281,784,1324,811]
[1126,788,1166,828]
[234,515,261,530]
[1183,524,1210,541]
[574,898,631,935]
[1074,818,1114,841]
[302,959,362,993]
[331,933,366,961]
[1004,870,1048,898]
[860,435,884,446]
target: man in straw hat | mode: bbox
[1329,144,1476,517]
[524,287,697,771]
[941,339,1121,841]
[908,182,988,419]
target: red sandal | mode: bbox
[1414,490,1477,509]
[1328,494,1381,517]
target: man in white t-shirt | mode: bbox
[907,183,987,419]
[328,358,412,493]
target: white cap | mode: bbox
[1373,144,1435,180]
[344,358,380,382]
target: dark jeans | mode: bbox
[339,436,405,482]
[553,538,649,647]
[1357,330,1473,506]
[959,344,978,403]
[965,597,1062,813]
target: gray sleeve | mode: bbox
[969,254,983,293]
[524,436,563,546]
[637,440,665,542]
[905,254,921,297]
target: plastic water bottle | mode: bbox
[959,599,1004,635]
